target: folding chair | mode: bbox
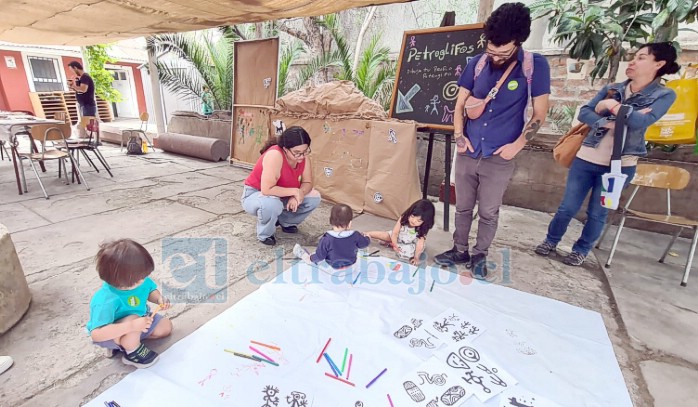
[122,112,154,152]
[17,122,89,199]
[0,138,11,162]
[602,163,697,287]
[65,116,113,177]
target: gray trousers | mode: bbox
[453,154,516,256]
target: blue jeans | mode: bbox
[545,158,636,256]
[241,185,321,241]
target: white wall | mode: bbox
[139,67,202,129]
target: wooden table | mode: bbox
[0,114,64,195]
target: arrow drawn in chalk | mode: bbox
[396,84,421,114]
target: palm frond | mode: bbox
[316,14,353,80]
[291,50,343,92]
[154,60,205,102]
[148,29,235,110]
[278,41,306,97]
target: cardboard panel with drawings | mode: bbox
[231,107,273,166]
[364,121,421,219]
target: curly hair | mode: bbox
[484,2,532,46]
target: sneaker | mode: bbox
[121,343,159,368]
[260,235,276,246]
[0,356,13,375]
[469,253,488,279]
[434,246,470,266]
[563,251,586,266]
[293,243,309,259]
[534,241,557,256]
[276,221,298,234]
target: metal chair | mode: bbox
[602,163,697,287]
[122,112,154,152]
[17,122,89,199]
[65,116,113,177]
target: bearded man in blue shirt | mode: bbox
[434,3,551,278]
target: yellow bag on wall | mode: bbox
[645,77,698,144]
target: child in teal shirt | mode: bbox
[87,239,173,368]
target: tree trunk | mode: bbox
[477,0,495,23]
[255,22,264,39]
[606,40,623,84]
[303,17,325,56]
[278,16,334,84]
[353,7,377,75]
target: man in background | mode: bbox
[67,61,97,117]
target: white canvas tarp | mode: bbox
[0,0,410,46]
[84,257,633,407]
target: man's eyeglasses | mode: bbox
[486,45,517,60]
[286,147,312,158]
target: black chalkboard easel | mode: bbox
[389,21,485,231]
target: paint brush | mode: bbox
[323,352,342,377]
[316,338,332,363]
[365,368,387,388]
[324,372,356,386]
[429,280,436,292]
[249,346,276,363]
[149,303,162,318]
[346,354,353,380]
[224,349,258,362]
[352,272,362,285]
[340,348,348,374]
[250,340,281,351]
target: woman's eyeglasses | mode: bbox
[286,147,312,158]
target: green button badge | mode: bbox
[127,295,141,307]
[507,80,518,91]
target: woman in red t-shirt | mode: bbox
[242,126,321,245]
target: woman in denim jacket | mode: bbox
[535,43,680,266]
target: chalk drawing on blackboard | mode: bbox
[466,56,474,65]
[455,65,463,77]
[442,106,454,124]
[396,84,421,114]
[410,36,417,47]
[427,95,441,115]
[443,81,459,101]
[477,33,487,48]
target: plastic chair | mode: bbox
[602,163,697,287]
[122,112,154,152]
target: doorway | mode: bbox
[107,67,138,118]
